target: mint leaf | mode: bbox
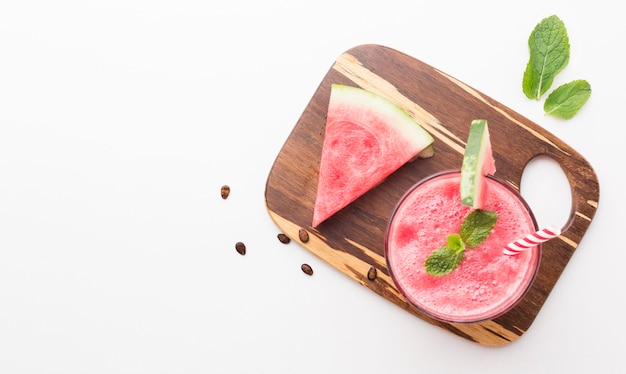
[460,209,498,248]
[424,236,465,276]
[544,79,591,119]
[447,233,464,251]
[424,212,497,276]
[522,15,570,100]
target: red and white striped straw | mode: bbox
[503,225,561,256]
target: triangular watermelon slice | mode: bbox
[312,84,434,227]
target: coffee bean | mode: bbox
[235,241,246,255]
[367,266,377,281]
[298,229,309,243]
[277,233,291,244]
[301,263,313,276]
[220,185,231,199]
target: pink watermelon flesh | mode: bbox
[475,140,496,209]
[312,84,434,227]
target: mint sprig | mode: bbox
[424,234,465,276]
[425,210,498,276]
[522,15,591,119]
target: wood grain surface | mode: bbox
[264,44,600,346]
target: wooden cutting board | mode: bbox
[264,44,599,346]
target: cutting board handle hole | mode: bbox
[520,155,572,231]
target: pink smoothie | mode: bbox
[385,171,540,323]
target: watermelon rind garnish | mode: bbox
[460,119,496,209]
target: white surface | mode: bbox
[0,1,622,373]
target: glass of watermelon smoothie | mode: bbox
[384,170,541,324]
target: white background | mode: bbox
[0,1,623,373]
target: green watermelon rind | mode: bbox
[329,85,434,152]
[460,119,496,208]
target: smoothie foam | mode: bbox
[385,171,540,323]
